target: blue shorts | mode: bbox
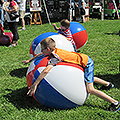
[84,56,94,83]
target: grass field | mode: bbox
[0,19,120,120]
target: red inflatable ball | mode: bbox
[4,32,13,44]
[69,22,88,49]
[0,35,11,46]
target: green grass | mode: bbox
[0,19,120,120]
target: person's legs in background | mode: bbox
[19,10,25,30]
[82,15,85,23]
[0,7,4,27]
[8,22,19,46]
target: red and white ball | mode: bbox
[69,22,88,49]
[29,32,74,58]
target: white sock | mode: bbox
[22,27,25,30]
[113,101,119,105]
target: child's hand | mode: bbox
[52,23,56,26]
[52,23,59,31]
[27,84,37,96]
[52,23,56,27]
[22,60,30,65]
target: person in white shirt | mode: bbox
[17,0,26,30]
[5,0,19,47]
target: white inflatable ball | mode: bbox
[26,55,88,109]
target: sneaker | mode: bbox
[109,102,120,113]
[98,82,114,90]
[8,44,16,47]
[19,27,25,31]
[77,49,81,53]
[8,42,18,47]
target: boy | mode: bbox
[52,19,77,51]
[22,37,119,112]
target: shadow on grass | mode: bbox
[10,67,28,78]
[104,31,119,35]
[6,71,120,111]
[3,87,53,111]
[95,73,120,89]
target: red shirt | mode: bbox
[9,1,17,8]
[58,27,76,45]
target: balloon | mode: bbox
[29,32,74,58]
[26,55,88,109]
[69,22,88,49]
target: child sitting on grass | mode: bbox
[52,19,77,52]
[22,37,119,112]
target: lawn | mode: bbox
[0,19,120,120]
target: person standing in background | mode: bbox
[17,0,26,30]
[0,0,4,27]
[5,0,19,47]
[76,0,86,23]
[68,0,76,21]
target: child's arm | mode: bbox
[52,23,59,31]
[27,65,53,96]
[22,52,43,65]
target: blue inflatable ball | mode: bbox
[26,55,88,109]
[29,32,74,58]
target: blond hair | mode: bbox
[41,37,56,51]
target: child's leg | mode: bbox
[86,82,116,103]
[94,77,109,86]
[94,77,114,90]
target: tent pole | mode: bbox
[69,0,72,22]
[42,0,51,25]
[112,0,119,19]
[101,0,104,20]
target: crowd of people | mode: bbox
[0,0,87,47]
[68,0,86,23]
[0,0,26,47]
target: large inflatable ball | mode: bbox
[4,32,13,44]
[26,55,88,109]
[29,32,74,58]
[0,35,11,46]
[0,32,13,46]
[69,22,88,49]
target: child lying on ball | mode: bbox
[22,37,119,112]
[53,19,77,52]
